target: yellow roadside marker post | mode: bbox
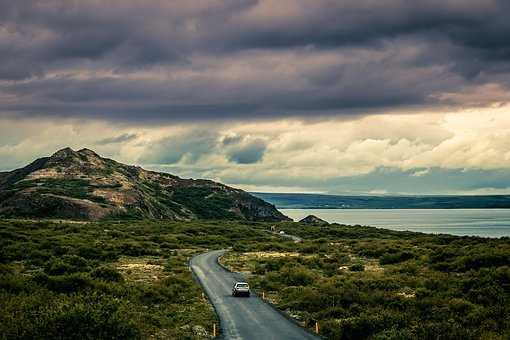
[315,322,320,334]
[213,323,217,337]
[262,291,265,300]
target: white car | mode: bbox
[232,282,250,297]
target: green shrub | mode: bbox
[278,265,317,286]
[0,273,35,293]
[91,267,123,282]
[44,256,90,275]
[33,273,92,293]
[349,263,365,272]
[380,251,415,265]
[44,258,73,275]
[0,264,14,276]
[0,293,141,340]
[457,253,509,271]
[78,246,104,260]
[44,299,140,339]
[27,249,52,266]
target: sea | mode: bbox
[280,208,510,238]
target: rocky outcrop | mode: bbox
[299,215,328,224]
[0,147,290,222]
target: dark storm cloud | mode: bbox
[1,0,510,121]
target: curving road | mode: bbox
[190,250,318,340]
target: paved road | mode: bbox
[190,250,318,340]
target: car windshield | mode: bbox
[237,283,249,288]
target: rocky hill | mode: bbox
[0,148,289,221]
[299,215,328,224]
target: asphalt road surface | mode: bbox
[190,249,318,340]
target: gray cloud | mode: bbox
[226,139,267,164]
[139,131,267,165]
[96,133,138,145]
[222,134,243,146]
[139,130,219,164]
[214,166,510,195]
[0,0,510,122]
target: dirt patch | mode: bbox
[92,189,130,205]
[25,168,62,180]
[242,251,300,258]
[116,257,165,283]
[346,255,384,272]
[397,292,416,298]
[364,259,384,272]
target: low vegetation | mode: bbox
[0,219,273,339]
[1,219,509,339]
[222,222,510,339]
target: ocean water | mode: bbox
[280,208,510,238]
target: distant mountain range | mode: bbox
[253,192,510,209]
[0,148,289,221]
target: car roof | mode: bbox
[235,281,249,285]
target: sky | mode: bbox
[1,0,510,195]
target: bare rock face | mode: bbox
[0,147,290,222]
[299,215,328,224]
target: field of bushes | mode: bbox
[1,218,509,339]
[0,219,277,339]
[222,222,510,339]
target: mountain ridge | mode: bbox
[253,192,510,209]
[0,148,289,221]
